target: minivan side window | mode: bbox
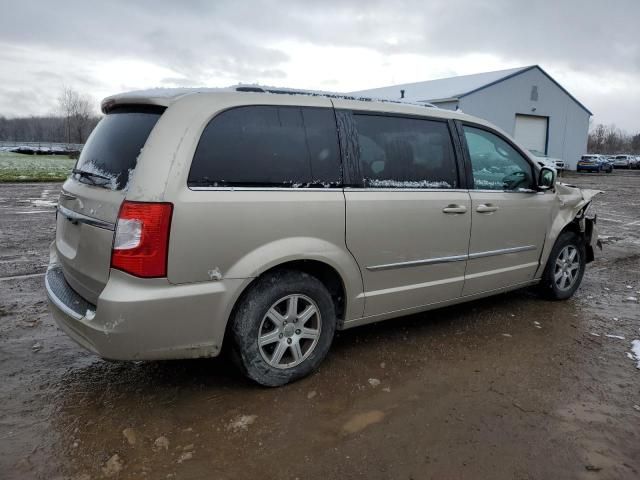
[353,114,458,189]
[463,126,534,191]
[188,106,341,188]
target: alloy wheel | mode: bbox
[554,245,581,291]
[257,294,322,369]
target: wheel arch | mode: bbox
[220,255,363,353]
[536,202,596,277]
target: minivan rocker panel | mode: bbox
[46,88,601,384]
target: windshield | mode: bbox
[74,106,164,190]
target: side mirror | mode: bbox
[538,167,556,191]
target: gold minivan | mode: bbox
[46,87,600,386]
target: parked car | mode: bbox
[529,149,566,171]
[45,88,601,386]
[578,155,611,173]
[599,156,614,172]
[613,155,634,168]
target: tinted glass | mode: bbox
[353,114,457,189]
[188,106,341,187]
[74,107,163,190]
[463,126,534,191]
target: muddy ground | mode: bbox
[1,172,639,480]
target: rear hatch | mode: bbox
[55,106,164,304]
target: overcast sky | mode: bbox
[1,0,639,131]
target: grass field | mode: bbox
[0,151,75,182]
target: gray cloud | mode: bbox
[0,0,639,129]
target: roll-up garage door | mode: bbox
[514,114,548,153]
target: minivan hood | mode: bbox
[556,183,603,212]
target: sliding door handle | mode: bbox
[442,204,467,214]
[476,204,499,213]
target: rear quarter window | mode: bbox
[188,105,341,188]
[74,106,164,190]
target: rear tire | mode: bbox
[539,231,586,300]
[230,270,336,386]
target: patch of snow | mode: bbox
[366,179,452,189]
[30,199,57,208]
[624,296,638,302]
[605,334,625,340]
[589,332,600,337]
[501,333,512,337]
[631,340,640,369]
[473,179,505,189]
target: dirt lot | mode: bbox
[1,171,639,480]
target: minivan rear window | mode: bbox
[73,106,164,190]
[188,106,341,188]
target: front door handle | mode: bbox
[442,204,467,214]
[476,204,499,213]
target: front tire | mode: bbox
[230,270,336,386]
[539,231,586,300]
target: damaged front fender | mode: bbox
[536,183,603,277]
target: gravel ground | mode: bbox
[1,171,639,480]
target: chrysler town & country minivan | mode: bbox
[46,87,600,386]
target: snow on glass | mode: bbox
[75,161,135,191]
[367,179,452,189]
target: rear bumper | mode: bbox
[45,253,247,361]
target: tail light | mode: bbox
[111,201,173,278]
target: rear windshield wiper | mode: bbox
[72,168,111,185]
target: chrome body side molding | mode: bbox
[366,245,537,272]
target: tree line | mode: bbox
[588,124,640,155]
[2,90,639,155]
[0,87,101,144]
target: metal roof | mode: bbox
[351,65,592,115]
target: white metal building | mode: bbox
[352,65,592,170]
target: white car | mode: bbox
[613,155,633,168]
[529,150,565,171]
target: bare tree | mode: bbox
[588,123,640,155]
[58,87,95,144]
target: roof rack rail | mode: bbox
[235,86,266,93]
[232,85,438,109]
